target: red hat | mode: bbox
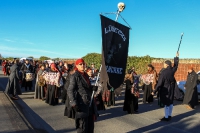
[75,58,85,65]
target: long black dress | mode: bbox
[5,64,22,96]
[183,71,199,108]
[63,74,76,119]
[123,79,138,114]
[46,84,59,105]
[142,83,153,103]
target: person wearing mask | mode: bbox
[67,58,98,133]
[152,52,179,121]
[182,66,198,109]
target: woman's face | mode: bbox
[87,70,93,77]
[148,66,152,71]
[41,66,45,70]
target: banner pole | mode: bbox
[115,10,120,21]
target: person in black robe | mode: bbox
[152,52,179,121]
[20,59,34,91]
[67,59,98,133]
[63,64,76,119]
[182,67,198,109]
[123,69,139,114]
[6,62,11,76]
[5,59,22,100]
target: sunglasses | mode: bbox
[78,63,85,66]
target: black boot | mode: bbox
[160,117,170,121]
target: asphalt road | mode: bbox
[0,66,200,133]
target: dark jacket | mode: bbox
[5,64,22,95]
[154,57,179,106]
[67,71,97,118]
[183,70,198,107]
[20,63,34,79]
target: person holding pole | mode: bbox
[67,58,98,133]
[152,52,179,121]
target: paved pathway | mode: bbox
[0,82,33,132]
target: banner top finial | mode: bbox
[118,2,125,12]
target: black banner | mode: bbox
[100,15,130,90]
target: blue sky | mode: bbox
[0,0,200,59]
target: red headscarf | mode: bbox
[74,58,85,71]
[50,63,59,72]
[75,58,85,65]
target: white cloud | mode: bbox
[0,45,78,58]
[4,39,15,42]
[0,38,34,45]
[20,39,35,45]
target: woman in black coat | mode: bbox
[183,67,199,109]
[5,59,21,100]
[63,66,76,119]
[123,69,139,114]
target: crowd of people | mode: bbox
[2,51,200,132]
